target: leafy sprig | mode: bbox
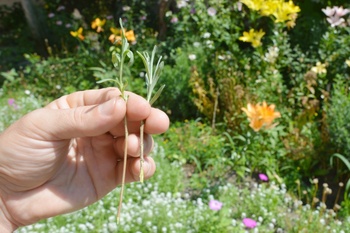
[96,19,133,224]
[137,46,165,182]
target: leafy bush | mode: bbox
[160,120,228,174]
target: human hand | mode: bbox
[0,88,169,232]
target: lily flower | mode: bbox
[91,18,106,32]
[322,6,350,27]
[241,101,281,131]
[109,27,136,44]
[239,29,265,48]
[70,27,84,40]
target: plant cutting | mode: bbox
[137,46,165,182]
[96,19,165,222]
[96,19,134,223]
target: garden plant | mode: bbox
[1,0,350,232]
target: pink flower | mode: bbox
[259,173,269,182]
[243,218,257,229]
[171,17,178,23]
[8,98,18,110]
[322,6,350,27]
[209,199,223,211]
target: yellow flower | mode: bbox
[346,60,350,67]
[241,0,300,28]
[239,29,265,48]
[241,101,281,132]
[109,27,136,44]
[240,0,263,11]
[260,1,279,16]
[91,18,106,33]
[311,62,327,75]
[70,27,84,40]
[272,1,300,23]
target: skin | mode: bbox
[0,88,170,232]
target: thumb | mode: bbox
[26,97,126,140]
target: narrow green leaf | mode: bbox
[88,67,107,73]
[126,50,134,66]
[96,79,118,84]
[149,84,165,105]
[330,153,350,171]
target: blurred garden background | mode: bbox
[1,0,350,232]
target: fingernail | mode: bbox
[99,99,116,116]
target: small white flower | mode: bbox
[165,11,173,17]
[24,90,31,95]
[177,0,189,8]
[207,7,217,16]
[193,42,200,47]
[203,32,211,38]
[218,55,226,60]
[264,46,279,63]
[188,54,196,60]
[232,219,237,226]
[108,223,117,231]
[123,6,131,11]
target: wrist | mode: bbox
[0,196,17,233]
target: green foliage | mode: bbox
[0,89,43,131]
[160,120,228,173]
[1,53,102,100]
[326,78,350,159]
[156,48,198,119]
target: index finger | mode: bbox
[45,88,121,109]
[46,88,151,121]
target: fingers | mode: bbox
[114,134,153,158]
[46,88,122,109]
[109,108,170,137]
[31,89,153,140]
[144,108,170,134]
[25,97,127,140]
[115,156,156,185]
[46,88,151,121]
[28,87,168,141]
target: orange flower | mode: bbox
[91,18,106,32]
[241,101,281,131]
[70,27,85,41]
[124,30,136,43]
[109,27,136,44]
